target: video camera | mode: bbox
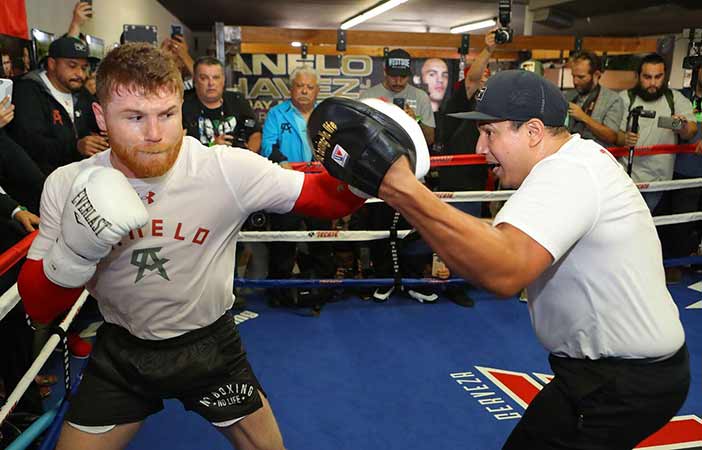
[494,0,513,45]
[628,106,656,133]
[227,118,257,148]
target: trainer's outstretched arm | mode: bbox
[379,158,552,297]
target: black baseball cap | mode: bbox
[450,70,567,127]
[48,36,100,64]
[385,48,411,77]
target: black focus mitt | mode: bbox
[307,97,429,197]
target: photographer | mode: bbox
[182,56,261,151]
[566,51,624,147]
[615,54,697,212]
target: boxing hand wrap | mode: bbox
[44,166,149,288]
[307,97,429,197]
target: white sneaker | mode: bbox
[372,286,394,302]
[407,288,438,304]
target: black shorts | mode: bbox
[66,314,264,426]
[502,344,690,450]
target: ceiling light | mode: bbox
[450,18,497,34]
[291,41,302,47]
[341,0,409,30]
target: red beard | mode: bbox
[111,135,183,178]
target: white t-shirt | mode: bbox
[494,134,684,360]
[40,71,75,121]
[29,136,304,339]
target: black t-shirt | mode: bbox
[435,85,487,191]
[182,90,261,146]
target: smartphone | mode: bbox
[0,79,13,103]
[393,97,406,109]
[171,24,183,39]
[82,0,93,18]
[657,116,683,131]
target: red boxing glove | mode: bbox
[18,258,83,324]
[293,170,365,220]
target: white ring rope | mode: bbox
[238,212,702,242]
[0,290,88,426]
[364,177,702,204]
[0,284,20,325]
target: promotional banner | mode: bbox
[230,53,459,124]
[0,33,32,78]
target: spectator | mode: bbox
[183,56,261,151]
[616,53,697,211]
[681,63,702,120]
[66,1,92,39]
[0,93,45,420]
[0,97,45,215]
[262,66,319,161]
[420,58,449,113]
[361,48,435,146]
[7,36,103,175]
[84,69,96,97]
[360,51,439,303]
[161,35,195,90]
[261,66,334,307]
[666,64,702,276]
[565,51,624,147]
[360,50,437,303]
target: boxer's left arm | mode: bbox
[291,171,366,220]
[379,157,552,297]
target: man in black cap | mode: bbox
[359,49,440,303]
[316,70,690,449]
[8,35,103,175]
[361,48,435,146]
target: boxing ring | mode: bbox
[0,142,701,449]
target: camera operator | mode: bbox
[615,53,697,212]
[615,54,697,282]
[182,56,261,151]
[565,51,624,147]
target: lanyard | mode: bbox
[579,85,601,117]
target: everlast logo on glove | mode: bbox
[331,144,349,167]
[312,120,338,162]
[71,188,113,236]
